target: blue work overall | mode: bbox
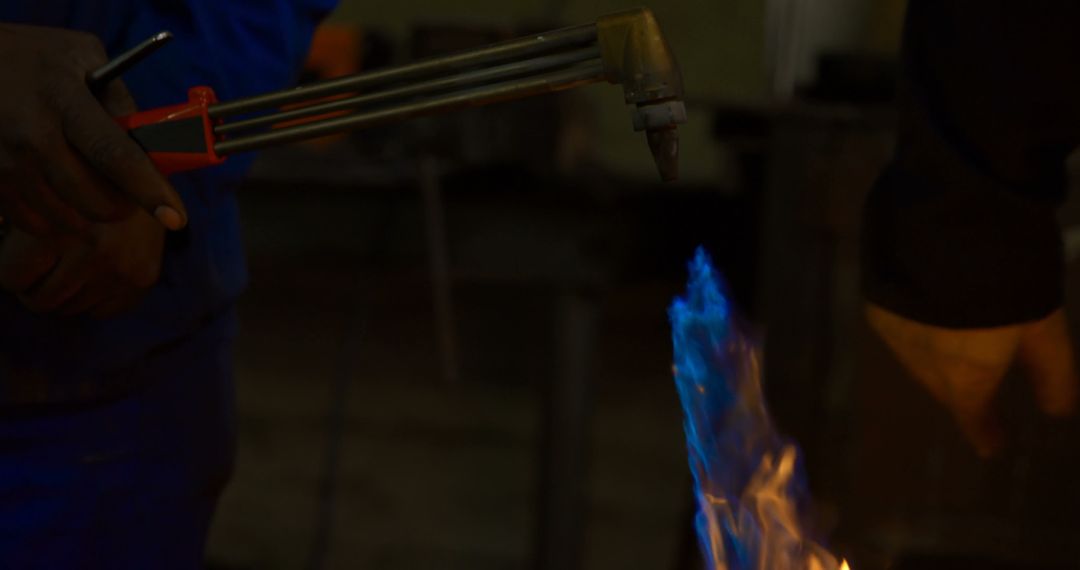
[0,2,334,567]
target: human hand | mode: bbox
[0,23,186,235]
[865,303,1078,457]
[0,209,165,318]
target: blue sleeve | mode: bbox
[118,0,337,179]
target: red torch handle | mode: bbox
[116,86,226,175]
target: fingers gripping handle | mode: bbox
[116,87,226,175]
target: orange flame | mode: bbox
[670,249,849,570]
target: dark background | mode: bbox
[203,1,1080,568]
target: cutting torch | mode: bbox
[101,8,686,181]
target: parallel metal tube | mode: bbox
[215,61,604,156]
[87,31,173,92]
[208,24,598,119]
[215,45,600,136]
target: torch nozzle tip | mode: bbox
[647,127,679,182]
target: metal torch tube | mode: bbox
[208,24,598,119]
[215,45,600,136]
[87,31,173,92]
[214,60,605,156]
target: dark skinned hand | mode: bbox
[0,23,187,235]
[0,209,165,319]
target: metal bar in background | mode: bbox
[418,156,460,388]
[208,24,598,118]
[534,291,598,570]
[215,60,605,156]
[305,278,366,570]
[215,45,601,136]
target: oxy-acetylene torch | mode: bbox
[69,12,684,565]
[97,8,685,183]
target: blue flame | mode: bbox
[669,247,833,570]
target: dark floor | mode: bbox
[203,154,1080,570]
[205,190,693,569]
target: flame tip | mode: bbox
[671,248,844,570]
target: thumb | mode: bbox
[61,80,187,230]
[1018,308,1079,418]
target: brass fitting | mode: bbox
[597,7,684,105]
[597,8,686,180]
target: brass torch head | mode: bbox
[597,8,686,181]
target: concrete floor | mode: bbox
[204,238,693,570]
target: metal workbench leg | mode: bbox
[533,290,598,570]
[419,155,460,386]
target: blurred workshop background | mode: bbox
[205,0,1080,569]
